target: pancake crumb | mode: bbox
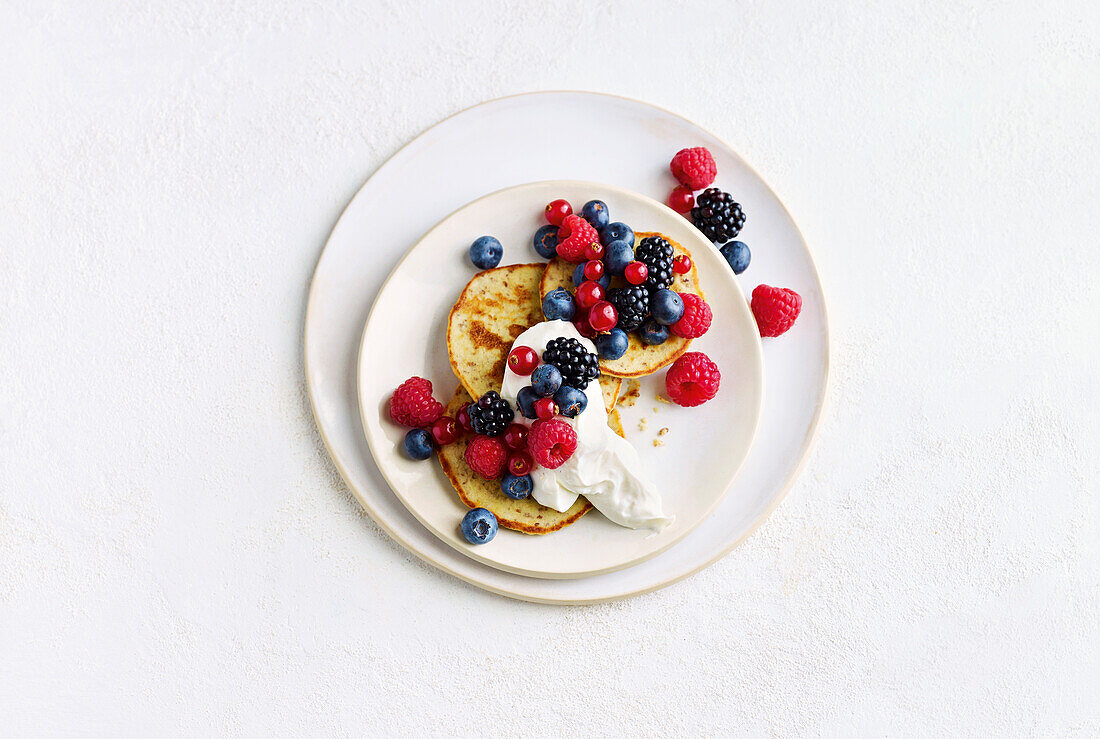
[638,417,648,431]
[653,438,664,447]
[656,394,672,404]
[658,427,669,436]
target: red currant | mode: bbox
[502,423,529,451]
[585,242,605,261]
[534,397,557,420]
[575,280,605,309]
[583,260,605,281]
[429,416,459,446]
[668,186,695,214]
[456,404,475,433]
[573,314,597,339]
[507,346,539,375]
[624,261,649,285]
[544,199,572,226]
[588,300,618,333]
[507,451,534,476]
[673,254,692,274]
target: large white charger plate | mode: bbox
[305,91,829,603]
[358,182,764,578]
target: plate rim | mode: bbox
[303,90,831,603]
[355,179,766,579]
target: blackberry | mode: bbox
[467,391,514,437]
[608,285,650,332]
[542,337,600,390]
[634,236,675,290]
[691,188,746,244]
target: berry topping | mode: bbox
[501,423,529,451]
[533,224,559,259]
[516,386,539,420]
[668,186,696,214]
[583,260,605,281]
[531,364,563,397]
[634,236,675,290]
[534,397,557,420]
[751,284,802,337]
[461,507,498,544]
[507,450,534,476]
[507,346,539,376]
[691,188,745,244]
[624,261,649,286]
[575,280,605,309]
[573,314,597,339]
[719,240,750,274]
[403,428,434,460]
[467,391,515,437]
[595,328,629,360]
[469,235,503,270]
[544,199,572,226]
[587,300,618,333]
[608,285,650,332]
[604,240,634,275]
[542,337,600,390]
[585,242,605,261]
[527,419,578,469]
[556,214,600,263]
[639,318,670,345]
[670,147,717,190]
[580,199,610,230]
[673,254,692,274]
[455,404,474,433]
[553,385,588,418]
[464,435,508,479]
[649,288,685,326]
[500,472,533,500]
[665,351,721,407]
[599,222,634,247]
[542,287,577,322]
[670,293,712,339]
[429,416,459,446]
[389,376,444,427]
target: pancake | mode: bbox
[538,231,704,378]
[447,263,621,412]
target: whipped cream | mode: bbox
[499,321,672,532]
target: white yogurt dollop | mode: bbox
[499,321,672,532]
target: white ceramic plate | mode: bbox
[304,91,829,602]
[358,182,764,578]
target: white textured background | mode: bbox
[2,0,1097,735]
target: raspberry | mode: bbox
[464,435,508,479]
[556,215,600,263]
[665,352,721,407]
[751,284,802,337]
[527,419,578,469]
[670,147,717,190]
[389,376,444,427]
[670,293,712,339]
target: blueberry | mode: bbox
[533,225,559,259]
[604,240,634,275]
[639,318,670,345]
[553,385,588,418]
[500,472,532,500]
[531,364,562,397]
[720,240,751,274]
[600,222,634,247]
[542,288,576,321]
[469,236,503,270]
[403,428,434,460]
[461,507,498,544]
[572,262,610,289]
[650,288,685,325]
[516,386,539,419]
[580,200,610,230]
[596,328,629,360]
